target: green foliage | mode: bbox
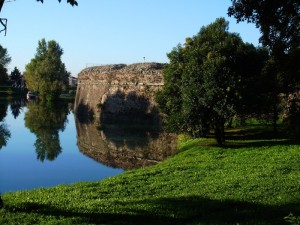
[0,45,11,68]
[228,0,300,94]
[0,45,10,84]
[1,133,300,224]
[228,0,299,55]
[0,64,8,85]
[9,67,22,85]
[157,18,261,145]
[25,39,70,101]
[24,101,69,161]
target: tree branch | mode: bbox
[0,0,5,12]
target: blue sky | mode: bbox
[0,0,260,77]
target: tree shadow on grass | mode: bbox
[5,196,299,225]
[223,125,300,149]
[188,126,300,150]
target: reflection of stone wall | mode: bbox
[75,118,177,170]
[74,63,164,118]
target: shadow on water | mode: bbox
[24,101,70,161]
[75,100,95,124]
[75,91,177,170]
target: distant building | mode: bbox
[69,76,77,88]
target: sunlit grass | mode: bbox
[1,130,300,224]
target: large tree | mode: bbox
[10,67,22,86]
[228,0,300,92]
[25,39,69,101]
[228,0,300,133]
[157,18,255,145]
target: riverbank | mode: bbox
[0,85,76,101]
[1,127,300,225]
[0,85,26,99]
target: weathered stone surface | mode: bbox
[74,62,165,120]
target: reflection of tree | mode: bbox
[0,101,8,121]
[0,123,10,149]
[10,98,26,119]
[35,132,61,161]
[24,101,69,161]
[0,101,10,149]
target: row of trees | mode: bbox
[157,0,299,145]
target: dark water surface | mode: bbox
[0,99,177,193]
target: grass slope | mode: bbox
[1,135,300,224]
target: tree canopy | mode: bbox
[228,0,299,55]
[228,0,300,93]
[156,18,263,145]
[10,67,22,86]
[0,44,10,84]
[0,45,11,68]
[25,39,70,101]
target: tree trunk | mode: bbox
[215,119,225,146]
[273,104,278,133]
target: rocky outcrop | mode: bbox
[74,63,165,121]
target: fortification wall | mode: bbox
[74,63,165,120]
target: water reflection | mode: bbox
[0,101,10,150]
[75,89,177,170]
[24,101,69,161]
[76,117,177,170]
[10,98,26,119]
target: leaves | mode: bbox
[37,0,78,6]
[0,45,11,68]
[25,39,69,101]
[157,18,248,144]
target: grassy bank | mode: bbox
[1,130,300,224]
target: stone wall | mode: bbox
[74,62,165,120]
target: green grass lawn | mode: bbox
[1,130,300,225]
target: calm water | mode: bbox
[0,99,177,193]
